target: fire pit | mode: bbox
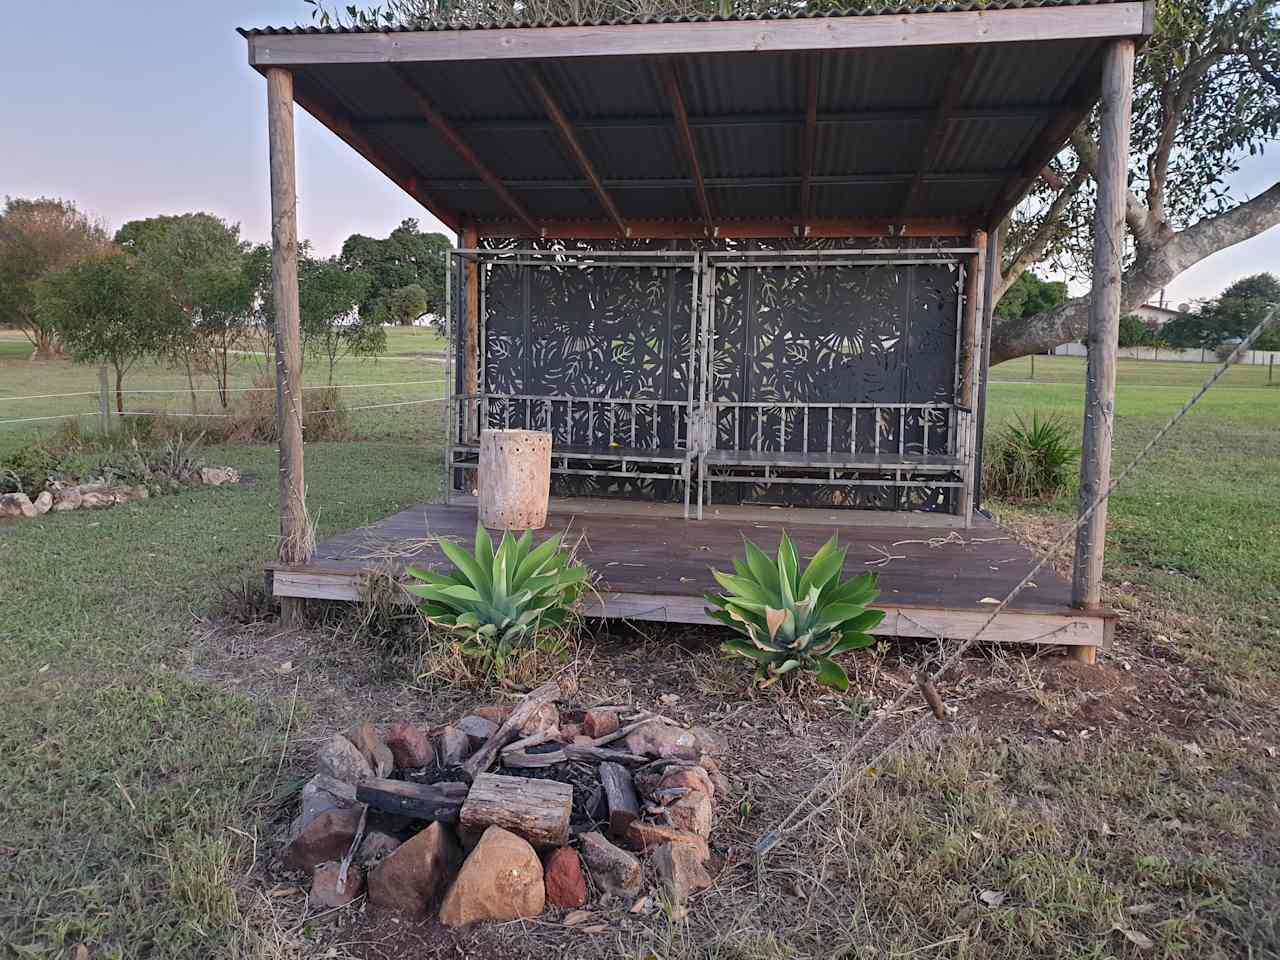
[282,681,727,926]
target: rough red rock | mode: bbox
[657,765,715,800]
[472,705,512,725]
[652,841,711,903]
[316,733,374,784]
[457,714,499,747]
[346,721,394,777]
[579,831,642,898]
[357,830,402,866]
[285,806,364,874]
[543,846,588,908]
[384,719,434,769]
[581,708,619,739]
[438,826,545,928]
[311,860,366,908]
[666,792,713,838]
[624,821,709,862]
[368,821,462,918]
[438,726,471,765]
[623,724,700,761]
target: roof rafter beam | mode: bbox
[277,70,462,231]
[898,45,981,222]
[423,171,1011,191]
[984,52,1102,230]
[360,106,1051,134]
[387,64,540,236]
[528,69,629,238]
[663,60,713,235]
[798,55,821,233]
[474,216,972,240]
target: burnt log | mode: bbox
[462,681,561,782]
[355,778,468,822]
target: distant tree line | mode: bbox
[0,198,452,410]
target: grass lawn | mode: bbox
[1,352,1277,958]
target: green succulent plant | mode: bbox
[705,533,884,691]
[405,524,588,669]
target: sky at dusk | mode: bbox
[3,1,1275,307]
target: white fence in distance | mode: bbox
[1052,342,1280,365]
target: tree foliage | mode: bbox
[35,251,170,412]
[299,255,381,384]
[0,197,110,358]
[1117,313,1151,348]
[992,0,1280,362]
[339,219,450,326]
[376,284,430,327]
[115,214,255,408]
[1164,272,1280,349]
[992,271,1068,322]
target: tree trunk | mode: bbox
[185,358,198,415]
[990,180,1280,364]
[114,365,125,415]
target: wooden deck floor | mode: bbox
[270,500,1109,649]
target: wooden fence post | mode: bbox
[958,230,986,526]
[267,66,311,626]
[98,364,112,435]
[1071,39,1135,665]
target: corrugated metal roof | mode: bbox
[246,2,1137,236]
[240,0,1126,34]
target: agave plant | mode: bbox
[705,533,884,691]
[405,525,588,670]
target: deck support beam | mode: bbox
[529,70,629,238]
[1071,38,1135,665]
[266,66,311,626]
[958,230,986,525]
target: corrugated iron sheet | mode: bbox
[240,0,1127,35]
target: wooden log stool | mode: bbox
[478,429,552,530]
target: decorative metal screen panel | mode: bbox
[707,260,963,510]
[480,257,696,500]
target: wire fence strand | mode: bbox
[753,304,1280,858]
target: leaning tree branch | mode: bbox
[988,179,1280,364]
[1071,130,1153,238]
[996,164,1089,302]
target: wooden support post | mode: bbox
[462,225,480,448]
[1071,39,1135,665]
[267,66,311,626]
[958,230,986,525]
[97,365,112,435]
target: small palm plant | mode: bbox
[985,412,1080,502]
[705,533,884,691]
[405,525,588,672]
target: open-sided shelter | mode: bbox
[244,1,1151,660]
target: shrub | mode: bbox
[705,533,884,691]
[983,412,1080,503]
[0,442,61,495]
[404,525,588,677]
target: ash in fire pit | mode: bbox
[282,681,729,926]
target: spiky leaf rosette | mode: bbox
[405,524,588,669]
[705,532,884,691]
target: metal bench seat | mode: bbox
[703,450,964,471]
[454,442,688,465]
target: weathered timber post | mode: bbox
[461,224,480,445]
[1071,39,1135,665]
[267,66,311,626]
[958,230,986,526]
